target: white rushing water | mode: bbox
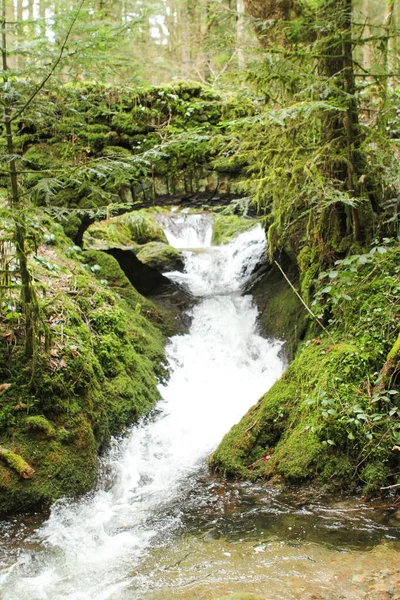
[0,213,284,600]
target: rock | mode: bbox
[136,242,184,272]
[104,248,173,296]
[83,210,168,250]
[212,214,258,245]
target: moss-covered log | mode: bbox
[0,447,35,479]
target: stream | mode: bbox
[0,213,400,600]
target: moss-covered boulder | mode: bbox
[212,214,258,245]
[210,340,396,494]
[250,259,308,360]
[136,242,184,272]
[83,210,168,250]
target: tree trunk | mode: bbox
[319,0,365,242]
[243,0,299,46]
[1,0,37,358]
[236,0,246,70]
[362,0,372,72]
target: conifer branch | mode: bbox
[9,0,86,123]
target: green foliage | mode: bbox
[24,416,56,438]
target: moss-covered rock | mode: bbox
[212,215,258,245]
[212,237,400,495]
[0,216,170,514]
[136,242,184,272]
[251,259,308,360]
[83,210,167,249]
[210,339,396,493]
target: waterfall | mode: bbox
[0,213,284,600]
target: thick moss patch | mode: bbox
[212,215,257,245]
[211,243,400,494]
[83,210,167,249]
[0,220,169,514]
[210,344,371,488]
[136,242,184,272]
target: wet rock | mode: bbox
[104,248,173,296]
[136,242,184,272]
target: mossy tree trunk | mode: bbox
[243,0,300,45]
[318,0,367,242]
[1,0,37,357]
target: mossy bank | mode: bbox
[0,213,175,514]
[211,241,400,495]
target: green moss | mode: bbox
[0,447,34,479]
[251,262,308,360]
[24,416,56,438]
[360,462,391,497]
[387,333,400,362]
[136,242,184,272]
[84,210,167,250]
[0,217,169,514]
[212,215,258,245]
[62,214,82,240]
[210,342,390,492]
[212,155,248,174]
[126,211,167,244]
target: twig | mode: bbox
[274,260,335,344]
[245,420,257,433]
[380,483,400,490]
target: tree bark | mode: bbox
[2,0,37,357]
[243,0,300,46]
[236,0,246,70]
